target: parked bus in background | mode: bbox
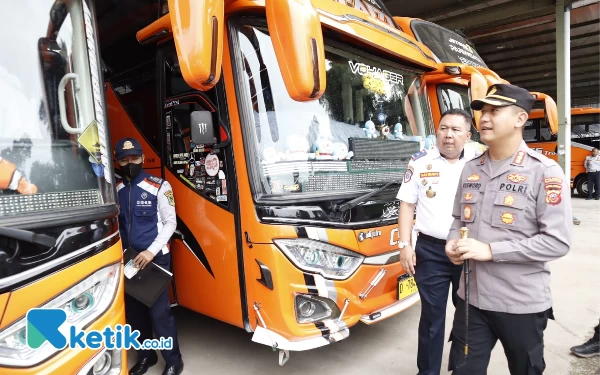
[525,107,600,196]
[96,0,449,365]
[0,1,126,374]
[393,17,565,162]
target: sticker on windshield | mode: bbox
[348,61,403,85]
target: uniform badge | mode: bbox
[426,164,432,170]
[123,141,134,150]
[426,186,436,198]
[501,212,514,224]
[141,192,148,200]
[545,190,562,205]
[164,190,175,206]
[543,177,563,205]
[467,173,480,181]
[507,173,527,183]
[420,172,440,178]
[421,179,428,186]
[463,205,472,221]
[504,195,515,206]
[463,192,473,201]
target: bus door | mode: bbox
[157,43,247,329]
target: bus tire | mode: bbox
[575,175,588,198]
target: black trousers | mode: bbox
[594,319,600,341]
[413,235,463,375]
[448,298,553,375]
[587,171,599,198]
[125,252,182,366]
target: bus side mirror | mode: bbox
[265,0,326,101]
[168,0,223,91]
[531,92,558,134]
[468,70,488,130]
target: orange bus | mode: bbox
[0,1,126,374]
[525,107,600,196]
[99,0,441,365]
[395,17,562,161]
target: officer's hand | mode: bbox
[455,238,492,262]
[133,250,155,269]
[445,239,463,265]
[400,245,416,276]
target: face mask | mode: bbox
[121,162,142,179]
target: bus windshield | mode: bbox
[572,113,600,146]
[437,83,481,143]
[232,22,435,201]
[410,20,487,69]
[0,0,115,219]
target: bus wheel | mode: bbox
[575,176,588,198]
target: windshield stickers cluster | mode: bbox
[448,38,484,68]
[331,0,396,28]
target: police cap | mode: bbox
[471,83,536,114]
[115,137,143,160]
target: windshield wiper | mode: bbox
[0,227,57,248]
[332,180,400,214]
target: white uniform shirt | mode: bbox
[397,146,481,240]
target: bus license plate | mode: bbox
[397,274,418,300]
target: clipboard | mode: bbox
[122,248,173,308]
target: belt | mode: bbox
[418,233,446,246]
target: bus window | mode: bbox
[111,60,161,152]
[1,0,116,219]
[572,113,600,148]
[540,118,556,142]
[523,120,539,142]
[436,83,480,143]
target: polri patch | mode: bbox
[164,190,175,206]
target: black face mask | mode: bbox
[121,162,142,180]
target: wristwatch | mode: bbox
[398,241,411,249]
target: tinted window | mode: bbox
[110,61,161,152]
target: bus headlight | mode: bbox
[0,262,121,367]
[274,239,363,280]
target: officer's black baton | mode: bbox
[460,227,470,363]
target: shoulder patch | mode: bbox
[164,189,175,206]
[411,149,427,161]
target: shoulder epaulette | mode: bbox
[411,149,427,161]
[526,148,557,167]
[147,175,164,184]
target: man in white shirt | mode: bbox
[396,108,481,375]
[585,147,599,200]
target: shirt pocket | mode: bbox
[134,209,155,223]
[460,190,480,223]
[490,193,527,228]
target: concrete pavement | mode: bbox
[130,196,600,375]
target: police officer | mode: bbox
[397,108,481,375]
[445,84,573,374]
[115,138,184,375]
